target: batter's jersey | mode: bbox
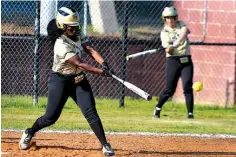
[52,33,88,75]
[160,20,190,57]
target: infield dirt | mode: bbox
[1,131,236,157]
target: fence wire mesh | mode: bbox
[1,1,236,107]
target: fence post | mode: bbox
[119,1,129,108]
[33,1,40,106]
[83,0,88,36]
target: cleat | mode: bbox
[153,108,161,119]
[188,113,194,119]
[102,143,115,156]
[153,115,160,119]
[19,129,34,150]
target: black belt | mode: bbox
[168,55,192,64]
[168,55,191,59]
[53,71,85,79]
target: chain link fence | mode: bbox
[2,1,236,107]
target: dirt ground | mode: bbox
[1,131,236,157]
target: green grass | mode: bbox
[1,95,236,135]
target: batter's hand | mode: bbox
[102,69,113,77]
[102,61,109,70]
[173,40,180,48]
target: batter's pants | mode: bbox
[28,72,107,145]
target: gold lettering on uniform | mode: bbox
[180,57,189,64]
[74,74,84,84]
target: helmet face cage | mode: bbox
[56,7,80,30]
[162,7,178,21]
[64,25,81,36]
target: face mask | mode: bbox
[65,25,81,37]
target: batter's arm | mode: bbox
[177,27,190,43]
[66,56,104,75]
[82,43,105,65]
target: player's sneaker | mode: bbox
[153,108,161,119]
[19,129,33,150]
[188,113,194,119]
[102,143,115,156]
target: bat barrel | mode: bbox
[126,49,159,61]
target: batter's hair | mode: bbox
[47,19,64,43]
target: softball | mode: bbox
[192,81,203,92]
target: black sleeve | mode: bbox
[47,19,64,42]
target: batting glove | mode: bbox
[172,40,180,48]
[102,69,113,77]
[102,61,109,70]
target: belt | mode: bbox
[52,71,85,79]
[168,55,191,59]
[167,55,192,64]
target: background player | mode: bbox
[153,6,194,119]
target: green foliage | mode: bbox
[1,95,236,135]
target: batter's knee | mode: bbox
[84,106,100,124]
[183,85,193,94]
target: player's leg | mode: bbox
[153,57,181,118]
[181,59,194,119]
[70,77,114,156]
[19,72,70,150]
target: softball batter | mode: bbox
[153,7,194,119]
[19,7,115,156]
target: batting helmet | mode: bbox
[162,6,178,20]
[56,7,80,30]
